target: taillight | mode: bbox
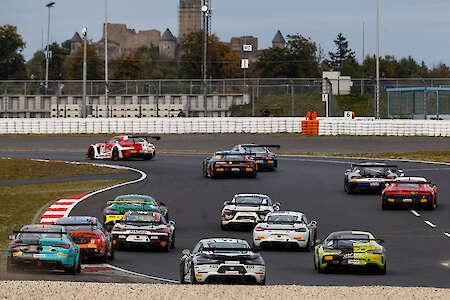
[255,227,264,231]
[51,244,70,249]
[215,162,226,165]
[367,249,383,254]
[223,209,233,214]
[11,243,28,248]
[261,156,266,159]
[155,228,168,233]
[267,155,272,158]
[244,162,255,165]
[85,233,100,239]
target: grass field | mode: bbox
[0,158,126,181]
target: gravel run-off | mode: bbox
[1,282,449,300]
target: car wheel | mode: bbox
[379,262,387,275]
[220,222,228,231]
[108,244,115,261]
[344,181,353,194]
[258,277,266,285]
[76,258,81,273]
[65,262,77,275]
[317,260,325,273]
[381,202,388,210]
[179,264,186,284]
[250,171,257,178]
[170,232,175,249]
[88,146,95,160]
[6,258,18,273]
[202,165,207,177]
[162,241,170,252]
[144,154,153,160]
[112,149,120,161]
[304,236,311,252]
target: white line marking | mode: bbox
[444,233,450,238]
[424,220,437,228]
[104,264,179,284]
[410,210,420,217]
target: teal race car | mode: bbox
[7,224,81,274]
[314,231,386,274]
[103,194,169,230]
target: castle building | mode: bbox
[178,0,202,40]
[272,30,286,48]
[229,36,259,62]
[159,29,178,58]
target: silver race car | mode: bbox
[179,238,266,285]
[344,162,404,193]
[111,211,175,251]
[253,211,318,251]
[220,194,280,230]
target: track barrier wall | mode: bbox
[0,118,448,136]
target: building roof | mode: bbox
[272,30,286,44]
[70,32,82,43]
[161,28,177,42]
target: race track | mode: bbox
[1,147,449,287]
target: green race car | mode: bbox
[314,231,386,274]
[103,194,169,230]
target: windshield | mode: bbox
[112,202,155,208]
[117,197,155,204]
[60,225,94,232]
[395,183,424,188]
[267,215,298,223]
[233,196,266,205]
[125,214,164,224]
[242,146,267,153]
[206,241,250,252]
[328,232,370,241]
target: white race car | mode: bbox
[111,211,175,251]
[220,194,280,230]
[87,135,159,161]
[180,238,266,285]
[253,211,318,251]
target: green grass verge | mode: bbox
[0,158,127,181]
[0,179,126,268]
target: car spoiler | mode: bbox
[328,238,384,243]
[107,201,153,205]
[351,163,398,168]
[240,144,281,148]
[13,231,66,235]
[262,220,303,224]
[215,152,258,155]
[54,223,96,227]
[201,247,260,252]
[129,136,161,141]
[392,180,431,184]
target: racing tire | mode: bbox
[202,165,208,177]
[180,266,186,284]
[220,223,228,231]
[76,259,81,273]
[111,149,120,161]
[378,262,387,275]
[317,260,325,273]
[108,245,115,261]
[88,146,95,160]
[304,236,311,252]
[249,171,257,178]
[144,154,153,160]
[162,241,170,252]
[170,233,175,249]
[65,262,77,275]
[344,181,354,194]
[6,258,18,273]
[258,277,266,286]
[381,202,389,210]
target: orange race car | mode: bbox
[55,216,114,262]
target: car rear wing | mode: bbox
[55,223,96,228]
[262,220,303,224]
[351,163,398,168]
[328,238,384,243]
[129,136,161,141]
[215,152,258,155]
[240,144,281,149]
[201,247,260,252]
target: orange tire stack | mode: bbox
[301,120,319,135]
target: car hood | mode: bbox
[224,205,272,212]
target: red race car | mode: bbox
[87,136,160,161]
[381,177,438,210]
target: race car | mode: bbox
[381,177,438,210]
[55,216,114,262]
[220,194,280,230]
[344,162,404,193]
[103,194,169,230]
[253,211,317,251]
[202,152,258,178]
[87,135,160,161]
[314,231,386,274]
[231,144,280,171]
[179,238,266,285]
[111,211,175,251]
[7,224,81,274]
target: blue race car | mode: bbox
[7,224,81,274]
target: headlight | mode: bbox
[196,255,219,265]
[244,255,264,265]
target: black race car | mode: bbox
[231,144,280,171]
[202,152,257,178]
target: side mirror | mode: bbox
[182,249,190,256]
[8,234,16,240]
[309,220,317,227]
[398,169,404,173]
[315,239,322,245]
[345,169,351,173]
[169,220,175,226]
[159,202,166,206]
[223,201,230,206]
[274,202,281,211]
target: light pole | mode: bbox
[201,1,209,117]
[376,0,380,119]
[104,0,109,117]
[45,2,55,93]
[82,27,87,118]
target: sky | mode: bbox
[1,0,450,67]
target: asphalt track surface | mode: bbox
[1,145,449,287]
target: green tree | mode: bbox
[26,50,45,79]
[65,42,103,79]
[328,33,356,71]
[256,34,320,78]
[111,51,145,80]
[180,31,242,79]
[0,24,27,79]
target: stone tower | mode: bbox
[179,0,201,40]
[159,28,177,59]
[272,30,286,48]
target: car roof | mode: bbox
[20,224,65,232]
[234,194,269,198]
[394,177,427,182]
[56,216,97,224]
[267,211,303,217]
[115,194,155,201]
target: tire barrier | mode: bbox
[0,118,448,136]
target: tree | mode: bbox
[111,51,145,80]
[0,24,27,79]
[26,50,45,79]
[65,42,103,79]
[180,31,242,79]
[256,34,320,78]
[328,33,356,71]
